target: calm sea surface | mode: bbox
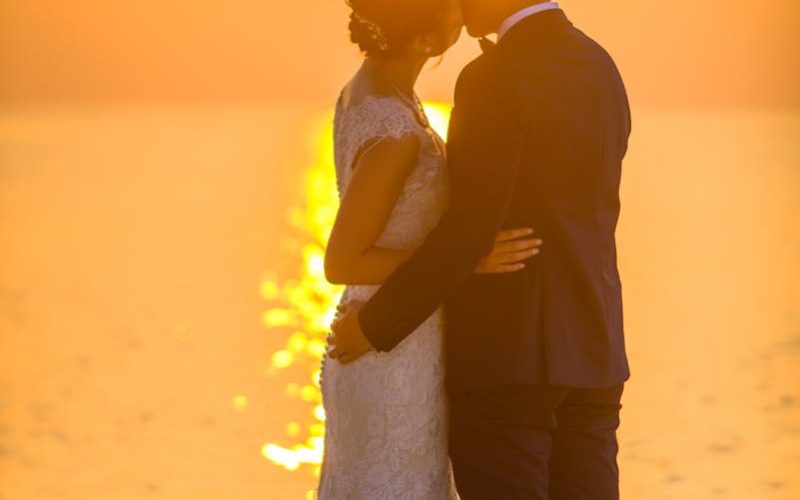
[0,105,798,499]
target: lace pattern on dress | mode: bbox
[318,94,457,499]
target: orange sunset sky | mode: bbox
[1,2,800,500]
[1,0,799,108]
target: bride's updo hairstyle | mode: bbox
[347,0,453,58]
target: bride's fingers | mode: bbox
[491,247,541,265]
[476,251,534,273]
[493,238,542,255]
[484,263,527,274]
[495,227,535,243]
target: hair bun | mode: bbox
[349,10,390,55]
[345,0,449,58]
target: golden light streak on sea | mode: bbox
[258,103,452,491]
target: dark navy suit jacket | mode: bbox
[359,9,632,390]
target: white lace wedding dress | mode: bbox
[317,94,458,500]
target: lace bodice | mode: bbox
[318,95,457,499]
[333,95,450,252]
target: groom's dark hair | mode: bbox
[347,0,452,58]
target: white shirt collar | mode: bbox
[497,2,560,41]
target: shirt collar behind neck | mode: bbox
[497,1,561,41]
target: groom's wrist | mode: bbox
[357,310,383,352]
[357,304,405,353]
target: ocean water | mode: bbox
[0,105,798,499]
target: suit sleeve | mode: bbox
[358,60,526,351]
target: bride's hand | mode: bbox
[474,228,542,274]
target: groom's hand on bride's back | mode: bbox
[474,227,543,274]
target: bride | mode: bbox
[317,0,542,498]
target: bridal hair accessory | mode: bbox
[352,11,391,52]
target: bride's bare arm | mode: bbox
[324,135,543,286]
[325,134,421,285]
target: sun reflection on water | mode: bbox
[259,103,452,484]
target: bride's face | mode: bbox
[459,0,499,38]
[430,0,464,56]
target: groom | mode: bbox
[332,0,631,498]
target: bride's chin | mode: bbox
[465,24,490,39]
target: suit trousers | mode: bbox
[448,383,625,500]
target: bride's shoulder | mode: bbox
[338,95,410,122]
[336,94,416,137]
[337,72,411,116]
[334,71,419,145]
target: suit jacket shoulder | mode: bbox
[452,51,522,128]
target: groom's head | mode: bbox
[460,0,549,37]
